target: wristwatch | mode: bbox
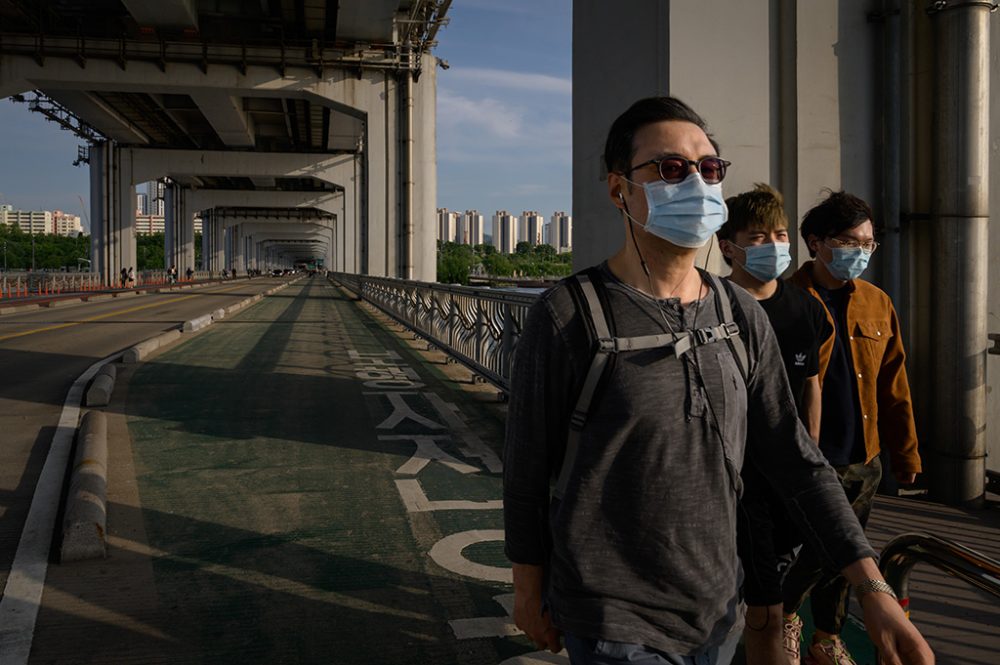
[855,578,898,603]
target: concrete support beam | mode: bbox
[186,189,342,216]
[128,148,357,183]
[121,0,198,29]
[190,91,255,148]
[46,90,152,144]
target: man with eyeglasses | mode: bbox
[781,191,922,665]
[503,97,932,665]
[716,184,834,664]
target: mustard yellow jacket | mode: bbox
[789,262,921,473]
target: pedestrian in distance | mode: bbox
[186,267,194,281]
[716,184,834,664]
[120,266,127,288]
[127,266,135,288]
[502,96,933,665]
[781,191,923,665]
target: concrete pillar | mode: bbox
[224,224,233,270]
[200,212,211,273]
[165,185,195,275]
[89,141,137,286]
[212,214,225,271]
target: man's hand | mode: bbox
[860,591,934,665]
[894,471,917,485]
[512,563,563,653]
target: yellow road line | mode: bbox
[0,284,251,342]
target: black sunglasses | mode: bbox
[627,155,731,184]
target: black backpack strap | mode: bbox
[554,272,613,500]
[703,271,751,385]
[553,269,750,500]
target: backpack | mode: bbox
[552,266,751,500]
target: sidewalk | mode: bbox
[30,277,528,664]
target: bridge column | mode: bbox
[89,141,137,286]
[200,212,212,273]
[165,184,196,276]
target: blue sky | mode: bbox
[0,0,572,229]
[434,0,572,219]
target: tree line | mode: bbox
[437,241,573,285]
[0,225,202,271]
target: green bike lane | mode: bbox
[28,277,542,665]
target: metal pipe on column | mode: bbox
[402,53,415,280]
[927,0,991,506]
[881,0,903,310]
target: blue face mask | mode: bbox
[627,172,728,248]
[731,241,791,282]
[824,246,870,280]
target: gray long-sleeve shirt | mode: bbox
[503,264,874,655]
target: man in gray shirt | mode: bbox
[502,97,933,665]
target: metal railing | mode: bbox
[332,272,541,391]
[0,270,219,299]
[880,532,1000,613]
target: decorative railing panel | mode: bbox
[331,272,540,392]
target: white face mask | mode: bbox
[624,173,728,248]
[730,241,792,282]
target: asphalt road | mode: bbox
[0,276,294,594]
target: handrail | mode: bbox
[331,272,542,392]
[880,532,1000,612]
[989,332,999,355]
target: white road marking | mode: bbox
[0,352,121,665]
[382,434,480,475]
[395,479,503,513]
[427,529,511,583]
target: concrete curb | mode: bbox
[61,410,108,562]
[41,298,82,308]
[85,364,117,407]
[123,329,182,364]
[183,313,213,333]
[0,303,40,316]
[212,308,225,321]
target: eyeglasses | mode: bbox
[825,237,879,254]
[627,155,731,184]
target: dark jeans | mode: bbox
[782,457,882,634]
[565,632,741,665]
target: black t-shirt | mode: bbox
[756,279,832,411]
[815,284,866,466]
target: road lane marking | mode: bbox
[0,352,121,665]
[0,284,251,342]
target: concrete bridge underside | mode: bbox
[0,0,448,282]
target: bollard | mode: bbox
[61,410,108,562]
[85,364,117,407]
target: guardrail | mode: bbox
[0,270,218,298]
[880,532,1000,615]
[332,272,542,391]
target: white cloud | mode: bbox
[445,67,571,95]
[438,88,525,139]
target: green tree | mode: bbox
[514,241,532,256]
[533,243,557,259]
[436,241,477,284]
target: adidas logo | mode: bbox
[794,353,807,366]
